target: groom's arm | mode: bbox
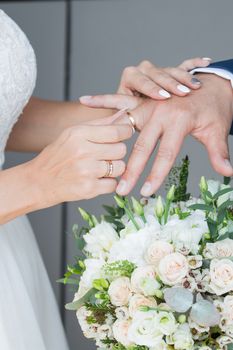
[191,59,233,135]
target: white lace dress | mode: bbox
[0,10,69,350]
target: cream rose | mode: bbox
[129,294,157,317]
[112,319,133,347]
[158,252,189,286]
[131,265,160,296]
[108,277,132,306]
[223,295,233,325]
[204,239,233,259]
[145,241,174,266]
[209,259,233,295]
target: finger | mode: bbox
[116,121,162,196]
[95,178,117,195]
[96,160,126,178]
[143,69,191,96]
[141,129,185,196]
[86,124,133,143]
[204,132,233,177]
[164,67,202,90]
[80,94,141,110]
[179,57,212,71]
[88,109,128,126]
[93,142,127,161]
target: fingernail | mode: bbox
[116,180,128,195]
[202,57,212,61]
[159,89,171,98]
[79,95,92,103]
[191,77,201,85]
[141,182,152,197]
[177,84,191,93]
[224,159,233,171]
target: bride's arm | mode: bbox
[6,97,114,152]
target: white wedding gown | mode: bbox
[0,10,69,350]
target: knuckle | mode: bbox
[123,66,137,77]
[157,148,174,162]
[139,60,152,69]
[134,138,149,154]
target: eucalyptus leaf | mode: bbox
[217,232,233,241]
[217,200,233,212]
[227,344,233,350]
[188,204,214,212]
[213,187,233,200]
[76,237,85,250]
[164,287,193,313]
[57,278,79,285]
[65,288,97,311]
[190,299,220,327]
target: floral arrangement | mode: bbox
[61,158,233,350]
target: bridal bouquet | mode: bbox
[61,158,233,350]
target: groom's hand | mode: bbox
[117,73,233,196]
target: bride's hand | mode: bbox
[80,57,211,108]
[29,112,132,207]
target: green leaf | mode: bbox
[217,232,233,241]
[213,187,233,200]
[207,220,218,240]
[224,176,231,185]
[227,343,233,350]
[103,205,116,216]
[65,288,97,311]
[76,237,85,250]
[217,199,233,212]
[188,204,214,212]
[57,277,79,285]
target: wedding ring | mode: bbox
[126,111,137,134]
[104,160,114,177]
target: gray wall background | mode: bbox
[1,1,233,349]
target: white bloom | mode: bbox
[83,222,119,259]
[131,265,160,296]
[76,306,99,339]
[167,323,194,350]
[216,335,233,348]
[158,252,189,286]
[115,306,130,320]
[109,228,159,266]
[120,217,145,238]
[145,241,174,266]
[97,324,113,340]
[149,340,169,350]
[157,311,177,335]
[129,294,157,317]
[221,295,233,328]
[204,239,233,259]
[207,179,221,196]
[128,311,163,347]
[187,255,203,269]
[112,319,133,347]
[209,259,233,295]
[75,258,104,299]
[108,277,132,306]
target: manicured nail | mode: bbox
[79,95,92,103]
[141,182,152,197]
[177,84,191,93]
[191,77,201,85]
[202,57,212,61]
[116,180,128,195]
[224,159,233,172]
[159,89,171,98]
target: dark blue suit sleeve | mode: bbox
[207,59,233,135]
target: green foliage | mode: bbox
[166,156,190,202]
[102,260,136,280]
[85,302,115,325]
[65,288,97,311]
[103,204,125,231]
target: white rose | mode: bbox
[109,228,159,266]
[158,252,189,286]
[209,259,233,295]
[204,239,233,259]
[131,265,160,296]
[128,311,163,347]
[145,241,174,266]
[157,311,177,335]
[149,340,169,350]
[74,258,104,299]
[112,319,133,347]
[108,277,132,306]
[129,294,157,317]
[83,222,119,259]
[168,323,194,350]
